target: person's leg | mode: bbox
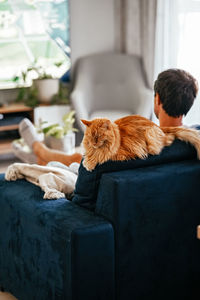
[33,141,82,166]
[36,155,47,166]
[19,118,83,166]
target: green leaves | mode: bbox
[50,82,70,105]
[62,110,79,134]
[15,86,39,108]
[38,110,78,139]
[44,125,65,138]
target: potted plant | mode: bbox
[14,60,67,106]
[26,61,64,103]
[30,61,63,103]
[38,110,78,154]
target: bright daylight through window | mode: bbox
[177,0,200,125]
[0,0,70,89]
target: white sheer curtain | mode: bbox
[155,0,200,125]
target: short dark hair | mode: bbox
[154,68,198,117]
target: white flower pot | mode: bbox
[45,132,75,154]
[33,78,59,103]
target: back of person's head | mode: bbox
[154,68,198,117]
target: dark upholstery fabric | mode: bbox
[0,174,114,300]
[96,160,200,300]
[73,140,197,210]
[1,128,200,300]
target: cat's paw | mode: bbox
[83,159,96,171]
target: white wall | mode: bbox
[69,0,116,68]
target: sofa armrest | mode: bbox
[95,161,200,299]
[0,174,115,300]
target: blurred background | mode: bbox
[1,0,200,168]
[0,0,70,89]
[1,0,200,122]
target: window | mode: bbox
[0,0,70,89]
[176,0,200,125]
[155,0,200,125]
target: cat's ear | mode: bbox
[102,120,111,129]
[81,119,92,127]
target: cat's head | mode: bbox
[81,118,118,150]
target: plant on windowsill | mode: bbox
[13,60,70,107]
[14,83,39,108]
[29,61,61,104]
[37,110,78,154]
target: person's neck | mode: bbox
[158,109,183,127]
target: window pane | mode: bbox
[0,0,69,89]
[0,42,30,86]
[177,11,200,125]
[35,0,70,55]
[27,40,67,62]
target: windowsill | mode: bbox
[0,85,19,91]
[0,84,31,91]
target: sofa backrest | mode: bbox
[72,139,198,210]
[95,159,200,300]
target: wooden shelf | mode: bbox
[0,124,19,132]
[0,140,13,155]
[0,103,33,114]
[0,103,34,155]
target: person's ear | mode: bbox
[155,93,161,105]
[81,119,92,127]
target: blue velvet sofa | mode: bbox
[1,140,200,300]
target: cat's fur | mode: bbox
[81,115,200,171]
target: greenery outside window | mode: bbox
[0,0,70,89]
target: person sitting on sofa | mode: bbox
[18,68,199,167]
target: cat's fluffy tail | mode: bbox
[161,127,200,159]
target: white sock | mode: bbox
[19,118,41,149]
[12,140,37,164]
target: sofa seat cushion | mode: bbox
[0,174,115,300]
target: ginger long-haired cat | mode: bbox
[81,115,200,171]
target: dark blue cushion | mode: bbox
[0,174,114,300]
[96,159,200,299]
[72,139,198,210]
